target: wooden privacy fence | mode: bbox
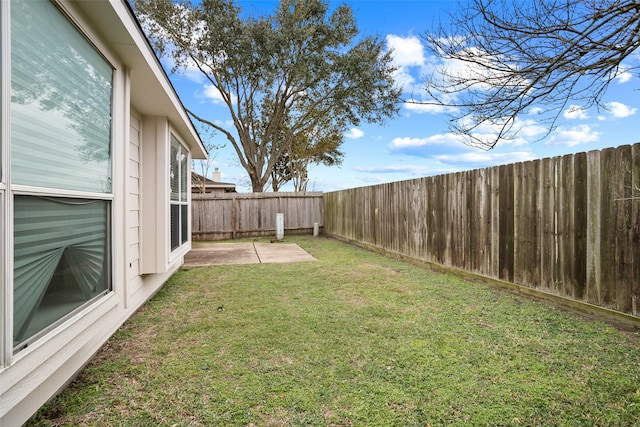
[192,192,324,241]
[324,143,640,319]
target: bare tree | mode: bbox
[420,0,640,149]
[191,124,224,193]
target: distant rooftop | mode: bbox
[191,171,236,193]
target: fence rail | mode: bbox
[324,143,640,318]
[192,192,324,241]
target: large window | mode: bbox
[10,0,113,349]
[11,1,112,193]
[170,135,188,251]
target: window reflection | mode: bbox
[11,0,112,193]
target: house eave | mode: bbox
[72,0,207,159]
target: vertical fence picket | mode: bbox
[559,154,575,297]
[601,148,618,307]
[586,150,602,304]
[498,164,514,282]
[573,152,588,299]
[632,144,640,316]
[514,162,525,285]
[529,160,541,288]
[490,167,501,278]
[615,145,634,313]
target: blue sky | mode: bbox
[170,0,640,192]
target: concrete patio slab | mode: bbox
[184,241,316,266]
[185,242,259,266]
[253,242,317,263]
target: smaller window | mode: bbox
[13,196,111,347]
[170,135,188,251]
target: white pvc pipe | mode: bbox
[276,213,284,240]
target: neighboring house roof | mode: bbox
[73,0,207,159]
[191,172,237,192]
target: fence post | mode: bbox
[232,197,237,240]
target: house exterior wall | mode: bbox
[0,1,205,425]
[128,112,142,290]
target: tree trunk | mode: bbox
[249,169,265,192]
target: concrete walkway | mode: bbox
[184,242,317,266]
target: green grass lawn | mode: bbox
[28,236,640,426]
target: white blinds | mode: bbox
[180,144,188,202]
[13,196,109,345]
[10,0,112,193]
[171,135,189,202]
[10,1,114,348]
[171,139,180,201]
[170,136,189,250]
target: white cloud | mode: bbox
[345,128,364,139]
[389,133,465,150]
[546,124,601,147]
[516,119,548,139]
[354,164,431,175]
[451,115,551,147]
[393,69,418,92]
[614,65,633,83]
[215,119,235,127]
[386,35,425,67]
[198,84,236,105]
[435,151,534,166]
[385,34,429,94]
[160,52,207,84]
[563,105,588,120]
[404,101,456,114]
[435,46,529,93]
[354,164,460,178]
[605,101,637,118]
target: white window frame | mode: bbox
[2,0,118,360]
[1,0,12,368]
[170,133,190,255]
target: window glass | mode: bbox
[170,204,180,251]
[170,135,188,250]
[181,205,188,245]
[11,0,112,193]
[13,196,110,347]
[180,145,188,202]
[10,1,113,350]
[170,138,179,201]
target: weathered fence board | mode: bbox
[632,144,640,316]
[616,145,633,313]
[324,143,640,318]
[192,192,323,241]
[586,150,602,304]
[574,152,587,300]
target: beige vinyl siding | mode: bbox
[127,113,141,282]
